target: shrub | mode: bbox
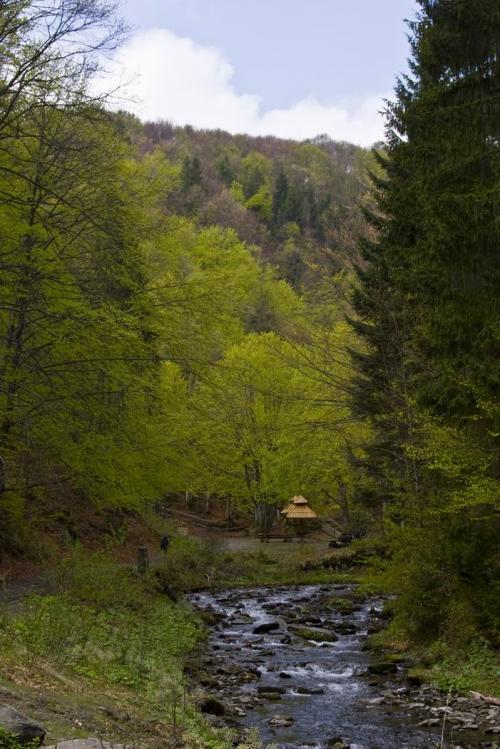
[50,546,145,609]
[151,536,225,593]
[431,639,500,696]
[0,730,40,749]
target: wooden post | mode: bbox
[137,546,149,575]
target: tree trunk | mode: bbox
[339,483,350,528]
[137,547,149,575]
[254,503,279,531]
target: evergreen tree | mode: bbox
[352,0,500,641]
[272,167,289,227]
[190,155,202,185]
[241,152,270,198]
[217,154,235,186]
[181,155,203,192]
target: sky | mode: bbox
[102,0,419,146]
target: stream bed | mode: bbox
[189,584,498,749]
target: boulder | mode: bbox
[0,705,46,746]
[328,597,355,615]
[268,715,294,726]
[326,737,349,748]
[253,622,280,634]
[257,686,286,695]
[199,696,226,716]
[406,667,430,686]
[334,622,357,635]
[367,659,399,675]
[288,625,338,642]
[258,692,282,701]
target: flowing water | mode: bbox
[190,584,489,749]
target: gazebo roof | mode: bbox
[281,495,317,519]
[281,502,294,515]
[290,495,308,504]
[285,504,318,520]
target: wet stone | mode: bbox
[257,686,286,695]
[296,686,325,695]
[288,625,338,642]
[269,714,294,726]
[253,622,280,634]
[367,659,399,675]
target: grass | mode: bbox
[152,535,366,592]
[0,545,279,749]
[427,640,500,696]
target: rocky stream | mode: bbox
[189,584,500,749]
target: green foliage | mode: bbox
[217,154,236,186]
[272,167,289,227]
[0,96,179,550]
[51,546,145,609]
[240,152,271,199]
[0,548,247,747]
[246,183,272,222]
[145,122,371,282]
[2,549,188,673]
[148,535,352,591]
[230,179,246,204]
[0,0,376,554]
[183,726,275,749]
[0,730,40,749]
[351,0,500,646]
[152,536,228,592]
[183,326,366,515]
[181,154,203,191]
[430,640,500,697]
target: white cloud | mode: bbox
[99,28,386,146]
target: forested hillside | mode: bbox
[0,2,376,558]
[128,117,377,287]
[0,0,498,706]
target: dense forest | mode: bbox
[0,0,380,554]
[0,0,498,730]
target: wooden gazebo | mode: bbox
[281,495,318,537]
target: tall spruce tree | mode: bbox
[352,0,500,641]
[272,167,289,227]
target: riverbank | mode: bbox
[0,536,360,749]
[0,535,498,749]
[0,547,215,748]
